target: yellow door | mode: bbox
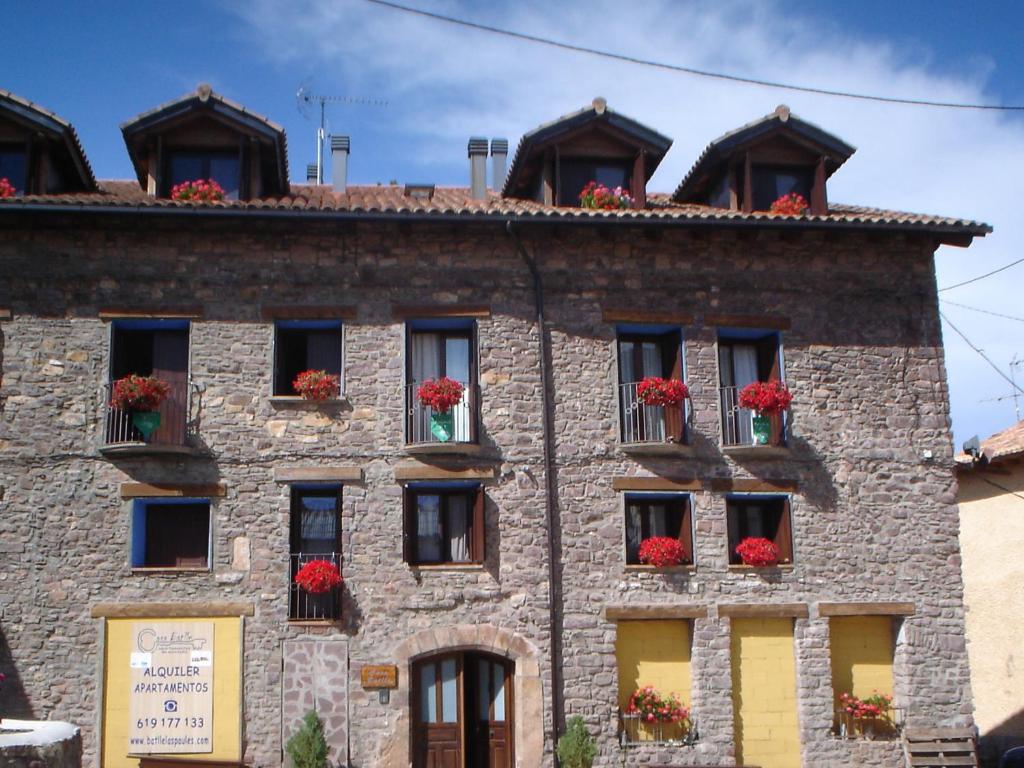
[730,617,801,768]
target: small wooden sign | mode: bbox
[361,664,398,689]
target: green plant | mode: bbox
[286,710,328,768]
[557,715,597,768]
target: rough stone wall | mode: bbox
[0,214,972,767]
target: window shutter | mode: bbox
[774,498,793,564]
[663,330,684,442]
[403,486,415,563]
[472,486,486,563]
[726,502,741,564]
[678,498,694,564]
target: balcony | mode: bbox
[618,382,691,455]
[289,552,342,622]
[834,705,905,740]
[100,378,199,455]
[719,384,789,456]
[405,381,481,454]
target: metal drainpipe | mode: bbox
[505,219,564,765]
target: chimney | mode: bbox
[331,135,350,193]
[468,137,488,200]
[490,138,508,191]
[306,163,318,184]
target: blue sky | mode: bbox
[7,0,1024,448]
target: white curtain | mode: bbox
[416,494,442,562]
[619,341,636,383]
[649,504,668,537]
[626,504,642,562]
[411,333,442,440]
[448,495,469,562]
[640,342,665,440]
[732,345,759,445]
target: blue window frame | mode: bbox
[131,498,211,569]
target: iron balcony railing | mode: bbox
[619,712,697,747]
[289,552,343,622]
[719,384,788,447]
[406,381,478,445]
[102,377,199,449]
[834,705,905,740]
[618,382,689,444]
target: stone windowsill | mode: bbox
[411,563,486,572]
[100,442,195,457]
[131,567,211,575]
[728,563,794,572]
[624,564,696,574]
[287,619,341,627]
[403,441,486,456]
[619,441,696,456]
[268,395,347,406]
[721,444,790,458]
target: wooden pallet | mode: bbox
[904,727,979,767]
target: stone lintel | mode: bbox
[711,478,798,493]
[260,305,357,320]
[612,476,700,492]
[718,603,809,618]
[0,308,11,320]
[818,601,916,617]
[273,466,363,483]
[602,309,694,326]
[391,304,491,319]
[394,463,496,482]
[704,312,791,330]
[99,307,204,320]
[604,605,708,621]
[91,601,254,618]
[612,476,797,493]
[120,482,227,498]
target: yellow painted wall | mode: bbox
[829,615,894,701]
[101,616,242,767]
[959,464,1024,747]
[615,620,691,740]
[730,617,801,768]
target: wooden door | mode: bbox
[150,329,189,445]
[414,657,463,768]
[468,655,511,768]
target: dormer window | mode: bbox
[164,149,241,199]
[0,145,27,193]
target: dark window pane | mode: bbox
[144,503,209,568]
[416,494,443,563]
[0,148,27,193]
[752,166,813,211]
[726,497,786,564]
[208,154,241,198]
[296,492,338,553]
[274,325,342,395]
[166,150,240,200]
[558,159,631,206]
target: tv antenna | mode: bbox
[296,80,388,184]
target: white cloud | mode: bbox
[231,0,1024,444]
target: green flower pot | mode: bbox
[430,411,454,442]
[132,411,161,439]
[751,415,771,445]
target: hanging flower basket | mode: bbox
[770,192,809,215]
[293,369,340,400]
[636,377,689,408]
[739,380,791,444]
[170,178,226,202]
[638,537,687,567]
[0,178,15,199]
[110,374,170,411]
[294,560,342,594]
[417,377,464,413]
[579,181,633,210]
[735,536,781,567]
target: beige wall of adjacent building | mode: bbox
[958,461,1024,761]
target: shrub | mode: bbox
[286,710,328,768]
[557,715,597,768]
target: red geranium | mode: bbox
[636,377,689,407]
[839,692,892,720]
[417,377,465,413]
[770,192,809,216]
[0,178,15,199]
[735,536,781,567]
[738,380,792,415]
[294,559,342,594]
[638,536,687,567]
[110,374,170,411]
[293,369,340,400]
[626,686,689,724]
[170,178,226,203]
[579,181,633,210]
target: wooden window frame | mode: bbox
[131,498,212,571]
[616,327,686,443]
[717,330,786,446]
[272,320,344,397]
[725,494,793,565]
[403,485,485,565]
[406,325,477,386]
[623,493,694,566]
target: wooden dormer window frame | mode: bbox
[738,151,829,216]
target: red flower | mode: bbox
[579,180,633,210]
[110,374,170,411]
[626,686,689,724]
[294,559,342,594]
[416,377,465,413]
[170,178,226,202]
[735,536,781,567]
[0,177,15,199]
[638,537,687,567]
[636,377,689,407]
[293,369,340,400]
[769,192,809,216]
[738,380,792,415]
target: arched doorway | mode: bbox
[412,651,513,768]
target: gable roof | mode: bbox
[120,84,289,194]
[0,89,97,192]
[503,98,673,197]
[672,105,856,203]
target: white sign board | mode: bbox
[128,621,214,754]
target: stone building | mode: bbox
[0,85,990,768]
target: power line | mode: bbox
[939,257,1024,292]
[940,311,1024,396]
[362,0,1024,112]
[941,299,1024,323]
